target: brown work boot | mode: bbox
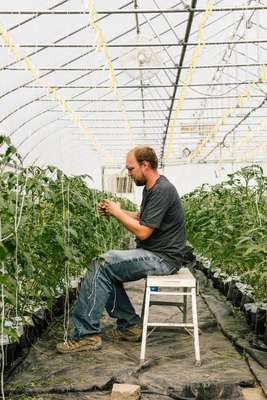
[105,326,142,342]
[56,335,102,354]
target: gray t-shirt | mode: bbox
[136,175,186,269]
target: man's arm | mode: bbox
[122,210,140,220]
[101,200,153,240]
[98,201,140,220]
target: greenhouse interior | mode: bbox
[0,0,267,399]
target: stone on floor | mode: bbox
[111,383,141,400]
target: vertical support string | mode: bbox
[14,167,28,334]
[14,170,19,325]
[0,216,5,400]
[0,150,27,399]
[62,175,70,343]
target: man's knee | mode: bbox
[102,250,116,259]
[91,253,108,269]
[90,251,123,282]
[103,249,133,265]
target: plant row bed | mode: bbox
[182,165,267,350]
[195,253,267,349]
[1,289,76,376]
[2,273,92,377]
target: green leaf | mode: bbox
[0,273,16,291]
[0,243,8,260]
[0,135,11,146]
[5,145,17,157]
[236,237,252,246]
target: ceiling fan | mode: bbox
[120,34,162,82]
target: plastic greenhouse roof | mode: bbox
[0,0,267,170]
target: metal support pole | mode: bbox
[1,7,266,14]
[5,40,267,47]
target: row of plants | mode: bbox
[182,165,267,344]
[183,164,267,303]
[0,135,135,350]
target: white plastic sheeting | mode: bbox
[0,0,267,177]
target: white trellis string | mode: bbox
[14,167,28,329]
[0,147,27,399]
[0,233,13,243]
[61,176,71,344]
[87,265,102,318]
[254,181,261,226]
[0,217,6,400]
[86,187,111,318]
[95,188,109,252]
[15,169,28,232]
[253,167,262,227]
[110,279,117,314]
[66,180,71,340]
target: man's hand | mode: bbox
[101,199,121,217]
[97,200,121,217]
[97,200,109,216]
[98,201,154,240]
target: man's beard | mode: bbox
[134,177,146,186]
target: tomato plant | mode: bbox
[0,136,135,325]
[183,165,267,303]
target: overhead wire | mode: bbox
[0,0,226,159]
[188,1,264,161]
[0,0,219,132]
[87,0,137,147]
[200,95,267,161]
[17,60,177,163]
[1,0,266,166]
[188,69,266,161]
[161,1,265,164]
[163,0,216,162]
[0,1,135,126]
[188,1,267,162]
[0,20,113,164]
[1,3,187,166]
[192,5,250,124]
[5,1,69,35]
[2,5,267,14]
[216,124,266,166]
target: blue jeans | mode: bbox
[72,248,177,338]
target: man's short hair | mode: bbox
[131,146,158,170]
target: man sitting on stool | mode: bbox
[57,146,186,353]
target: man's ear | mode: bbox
[142,160,150,169]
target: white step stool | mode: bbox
[140,267,201,366]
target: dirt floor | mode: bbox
[5,269,267,400]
